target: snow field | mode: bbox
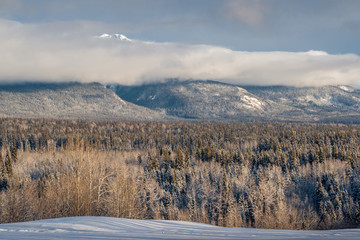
[0,217,359,240]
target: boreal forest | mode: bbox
[0,119,359,229]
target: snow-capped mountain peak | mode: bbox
[98,33,132,41]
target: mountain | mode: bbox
[111,80,360,123]
[98,33,132,41]
[0,82,168,121]
[1,80,359,123]
[109,80,285,121]
[242,85,360,122]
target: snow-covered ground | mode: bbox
[0,217,359,240]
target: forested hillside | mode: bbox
[0,119,359,229]
[111,80,360,123]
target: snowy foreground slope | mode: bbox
[0,217,359,240]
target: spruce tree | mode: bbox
[332,145,339,159]
[184,148,190,168]
[0,152,3,176]
[11,146,17,163]
[148,152,159,170]
[319,147,326,163]
[152,155,159,170]
[0,152,7,191]
[175,145,184,170]
[4,150,12,176]
[163,148,170,170]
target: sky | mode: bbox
[0,0,360,86]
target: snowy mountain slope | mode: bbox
[111,80,288,120]
[0,217,359,240]
[0,82,169,121]
[98,33,132,41]
[1,80,359,123]
[243,85,360,113]
[242,85,360,122]
[112,80,360,122]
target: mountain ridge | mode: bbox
[111,80,360,123]
[0,80,359,123]
[0,82,170,121]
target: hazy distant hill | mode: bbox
[0,82,169,121]
[110,80,286,120]
[111,80,360,123]
[242,85,360,123]
[0,80,359,123]
[243,85,360,113]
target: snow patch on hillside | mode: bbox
[338,85,354,92]
[241,95,264,110]
[297,95,332,106]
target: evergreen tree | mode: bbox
[175,145,184,170]
[0,152,7,191]
[4,150,12,176]
[184,148,190,168]
[152,155,159,170]
[0,152,3,175]
[189,196,197,221]
[332,145,339,159]
[10,146,17,163]
[319,147,326,163]
[162,148,170,170]
[137,155,142,164]
[289,149,299,170]
[148,152,158,170]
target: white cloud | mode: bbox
[0,19,359,87]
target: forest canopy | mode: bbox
[0,119,359,229]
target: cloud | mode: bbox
[223,0,269,28]
[0,19,359,87]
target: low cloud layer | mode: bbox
[0,19,359,87]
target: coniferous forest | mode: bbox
[0,118,359,230]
